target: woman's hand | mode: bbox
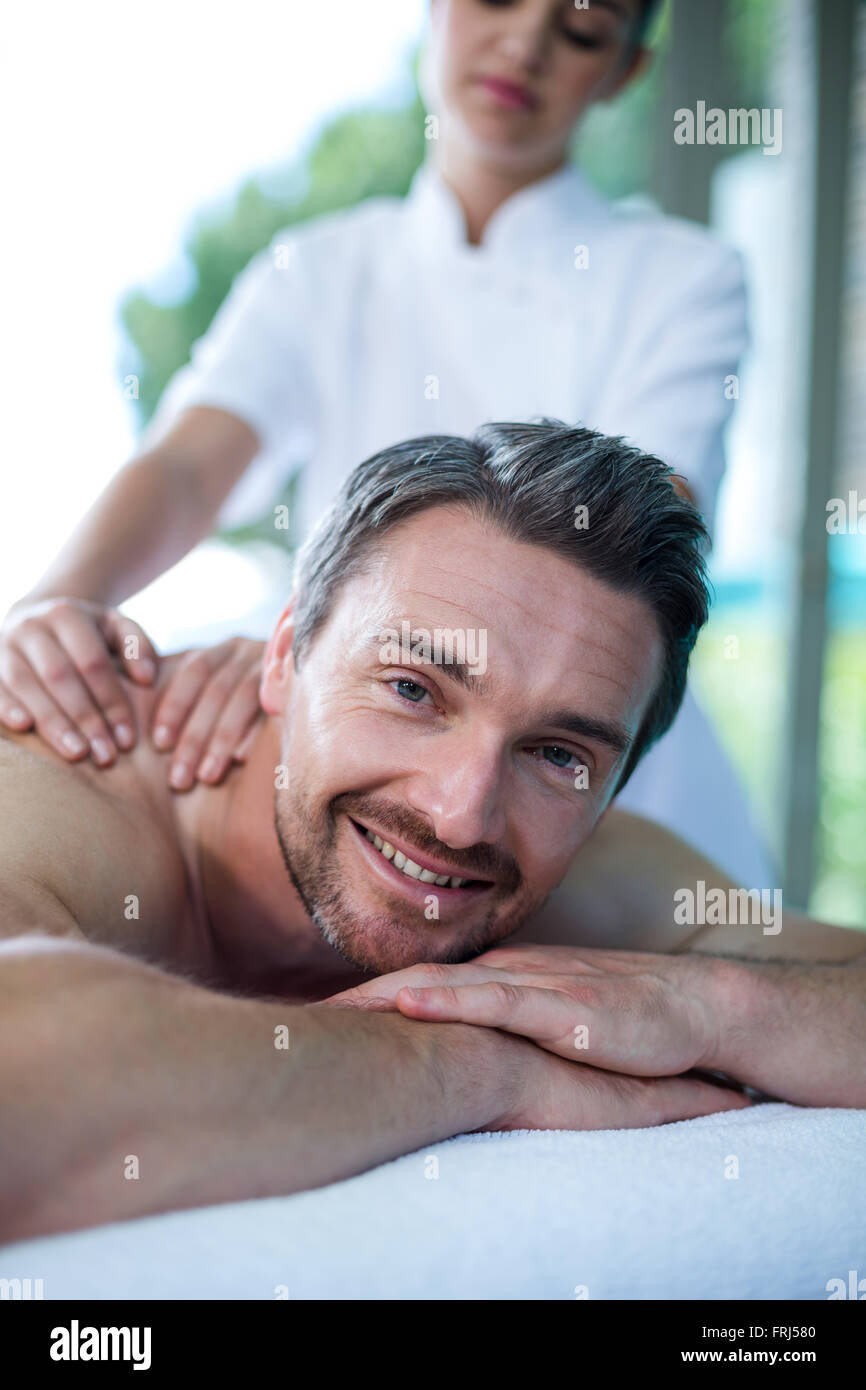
[0,597,159,764]
[327,942,729,1080]
[150,637,266,790]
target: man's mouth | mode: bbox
[347,816,493,897]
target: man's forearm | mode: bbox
[0,937,508,1241]
[696,952,866,1107]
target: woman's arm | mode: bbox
[21,405,258,608]
[0,406,258,764]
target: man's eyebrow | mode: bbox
[363,631,633,755]
[362,630,490,695]
[535,708,633,757]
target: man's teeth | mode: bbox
[363,828,468,888]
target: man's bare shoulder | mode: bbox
[513,807,865,962]
[0,716,187,947]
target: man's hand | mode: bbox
[0,597,159,763]
[328,943,723,1077]
[150,637,266,790]
[330,940,866,1108]
[324,954,752,1131]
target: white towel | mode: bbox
[2,1103,864,1300]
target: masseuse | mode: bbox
[0,0,770,883]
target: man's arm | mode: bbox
[1,927,753,1242]
[523,806,865,963]
[0,930,511,1242]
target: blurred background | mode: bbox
[2,0,864,922]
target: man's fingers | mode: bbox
[100,610,159,686]
[395,980,578,1053]
[396,975,703,1077]
[644,1074,752,1125]
[12,628,117,765]
[556,1067,751,1132]
[329,961,501,1008]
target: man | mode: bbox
[1,423,862,1245]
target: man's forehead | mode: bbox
[333,507,662,722]
[354,506,632,626]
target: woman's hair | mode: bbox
[635,0,662,43]
[291,419,710,794]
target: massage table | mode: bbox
[3,1102,863,1299]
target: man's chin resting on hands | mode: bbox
[1,421,863,1244]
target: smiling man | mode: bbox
[1,421,863,1242]
[261,427,670,978]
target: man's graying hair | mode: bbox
[291,419,710,794]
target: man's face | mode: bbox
[428,0,646,171]
[262,505,662,975]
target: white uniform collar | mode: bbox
[402,155,607,261]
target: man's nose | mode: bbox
[405,734,508,851]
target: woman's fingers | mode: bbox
[0,599,160,760]
[0,680,34,732]
[11,626,117,764]
[150,648,224,756]
[163,653,255,790]
[148,638,266,788]
[99,610,159,688]
[0,648,90,760]
[51,608,143,749]
[232,715,262,763]
[195,672,263,784]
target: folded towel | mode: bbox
[3,1103,864,1299]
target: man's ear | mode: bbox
[260,596,298,715]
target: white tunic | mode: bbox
[151,157,774,885]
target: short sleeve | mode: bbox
[144,232,318,529]
[592,236,749,541]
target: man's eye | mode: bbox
[391,678,430,704]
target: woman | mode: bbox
[0,0,771,882]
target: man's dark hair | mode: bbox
[291,419,710,794]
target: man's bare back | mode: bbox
[0,659,214,977]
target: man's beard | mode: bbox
[273,782,540,976]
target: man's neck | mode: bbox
[178,716,363,1000]
[431,139,566,246]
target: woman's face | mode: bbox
[428,0,646,170]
